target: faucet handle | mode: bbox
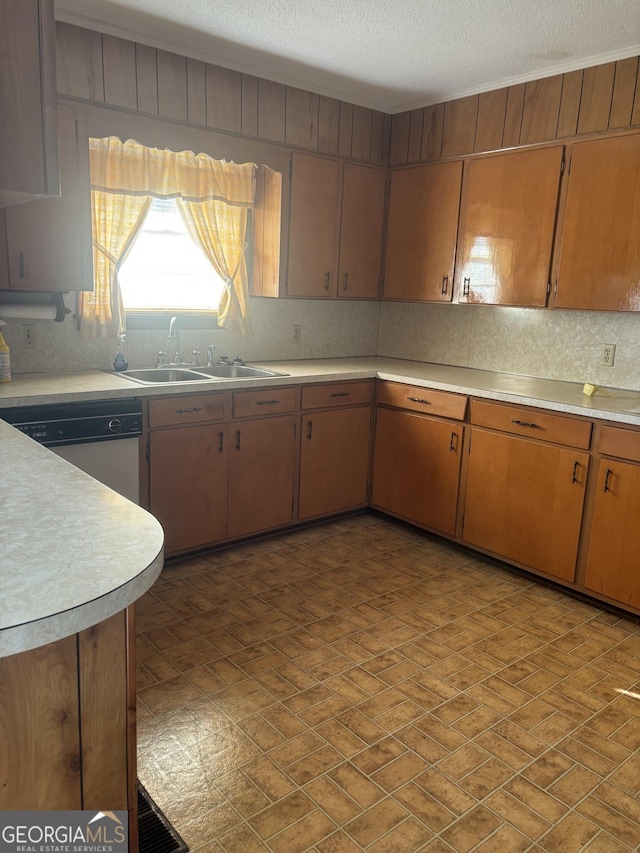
[191,350,200,367]
[157,351,167,368]
[218,355,230,365]
[232,356,245,365]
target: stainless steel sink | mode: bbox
[115,364,288,384]
[193,365,287,379]
[118,368,213,384]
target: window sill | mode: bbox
[125,312,221,331]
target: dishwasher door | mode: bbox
[52,437,140,504]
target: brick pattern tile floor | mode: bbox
[135,514,640,852]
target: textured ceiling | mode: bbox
[54,0,640,113]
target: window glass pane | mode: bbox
[119,198,225,312]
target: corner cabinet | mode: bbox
[299,381,373,520]
[383,161,462,302]
[371,382,467,534]
[455,146,564,306]
[0,0,59,206]
[287,154,385,299]
[462,400,591,582]
[555,133,640,312]
[3,104,93,291]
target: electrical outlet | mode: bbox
[600,343,616,367]
[292,324,302,344]
[21,324,39,348]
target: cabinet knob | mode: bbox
[307,421,313,440]
[19,252,25,279]
[324,272,330,290]
[603,468,613,492]
[442,275,449,295]
[463,277,471,297]
[343,273,349,291]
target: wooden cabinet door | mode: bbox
[287,153,340,297]
[228,415,296,538]
[0,0,59,205]
[299,407,371,519]
[149,424,228,554]
[371,408,464,536]
[5,104,93,290]
[337,163,386,299]
[463,428,588,581]
[584,459,640,607]
[384,161,462,301]
[456,146,563,306]
[556,134,640,311]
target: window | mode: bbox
[119,197,226,314]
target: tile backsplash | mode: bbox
[3,294,640,392]
[1,296,381,374]
[378,302,640,391]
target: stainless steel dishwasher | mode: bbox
[3,398,143,503]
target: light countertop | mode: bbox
[1,421,164,657]
[2,357,640,425]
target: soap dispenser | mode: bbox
[113,333,129,371]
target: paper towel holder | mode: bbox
[0,291,71,322]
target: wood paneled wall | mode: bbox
[390,57,640,165]
[55,23,390,166]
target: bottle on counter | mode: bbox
[0,320,10,383]
[113,333,129,372]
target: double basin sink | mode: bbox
[118,364,287,385]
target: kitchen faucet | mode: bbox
[168,316,183,365]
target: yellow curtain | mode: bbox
[82,137,256,336]
[177,199,251,335]
[80,192,151,338]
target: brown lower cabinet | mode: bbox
[371,408,464,535]
[299,407,372,520]
[149,423,228,554]
[584,427,640,608]
[228,415,296,538]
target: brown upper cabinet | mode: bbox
[4,105,93,291]
[383,161,462,301]
[287,153,385,298]
[0,0,59,206]
[555,132,640,311]
[455,146,564,306]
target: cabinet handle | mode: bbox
[19,252,25,279]
[442,275,448,295]
[324,272,330,290]
[449,431,458,452]
[603,468,613,492]
[307,421,313,440]
[511,419,540,429]
[235,430,241,450]
[407,396,430,405]
[571,460,580,484]
[256,399,280,406]
[330,392,350,398]
[463,276,470,296]
[218,432,224,453]
[175,406,205,415]
[343,273,349,291]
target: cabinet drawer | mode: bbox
[471,400,592,449]
[301,380,373,410]
[148,393,225,428]
[377,381,467,420]
[233,387,296,418]
[599,425,640,462]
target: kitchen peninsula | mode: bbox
[0,420,163,847]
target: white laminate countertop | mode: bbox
[1,357,640,425]
[1,421,164,657]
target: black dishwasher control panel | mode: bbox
[2,399,143,446]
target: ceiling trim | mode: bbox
[55,10,640,115]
